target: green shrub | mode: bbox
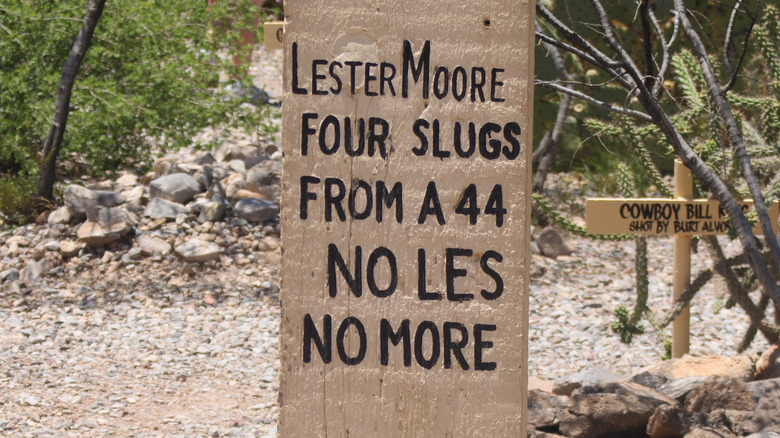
[0,0,269,183]
[0,175,39,227]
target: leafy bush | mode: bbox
[0,0,269,186]
[0,176,39,226]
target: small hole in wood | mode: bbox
[483,18,491,28]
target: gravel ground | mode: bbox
[0,294,279,437]
[0,215,283,437]
[0,46,772,437]
[528,174,770,381]
[528,230,769,379]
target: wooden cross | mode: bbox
[263,22,284,51]
[586,160,779,358]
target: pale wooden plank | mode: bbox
[586,198,779,236]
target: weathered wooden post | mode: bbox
[279,1,535,436]
[672,160,693,358]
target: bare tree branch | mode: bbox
[536,3,628,71]
[704,236,780,344]
[535,30,631,88]
[723,0,746,77]
[533,93,571,192]
[0,22,25,48]
[533,21,574,159]
[722,0,760,93]
[648,7,669,96]
[666,8,681,48]
[639,0,656,90]
[535,80,653,122]
[589,0,653,97]
[674,0,780,283]
[534,21,574,193]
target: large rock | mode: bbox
[86,180,113,191]
[224,174,246,199]
[645,405,751,438]
[684,377,754,414]
[174,240,221,262]
[529,377,555,393]
[257,235,280,252]
[47,206,73,225]
[87,206,138,226]
[528,431,562,438]
[148,173,200,204]
[122,185,146,213]
[232,189,267,201]
[234,198,279,223]
[0,269,19,283]
[138,236,172,256]
[685,427,737,438]
[191,151,216,166]
[631,356,754,391]
[215,142,261,162]
[246,166,276,186]
[711,409,757,437]
[747,378,780,405]
[192,166,213,191]
[536,227,572,259]
[77,208,133,246]
[169,163,213,191]
[244,154,267,169]
[152,156,177,177]
[115,173,138,188]
[169,162,202,175]
[198,201,226,223]
[245,183,277,201]
[659,377,710,402]
[207,180,226,200]
[228,159,246,173]
[553,365,624,396]
[647,405,709,438]
[144,197,190,219]
[742,380,780,434]
[64,184,125,216]
[755,345,780,381]
[559,382,677,438]
[528,389,568,431]
[6,235,30,247]
[20,259,51,285]
[59,240,81,257]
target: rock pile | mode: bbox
[528,355,780,438]
[1,140,282,295]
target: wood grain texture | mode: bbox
[280,2,534,436]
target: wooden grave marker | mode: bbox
[586,161,779,357]
[263,21,284,51]
[280,1,535,436]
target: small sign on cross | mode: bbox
[586,198,778,236]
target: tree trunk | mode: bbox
[36,0,107,201]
